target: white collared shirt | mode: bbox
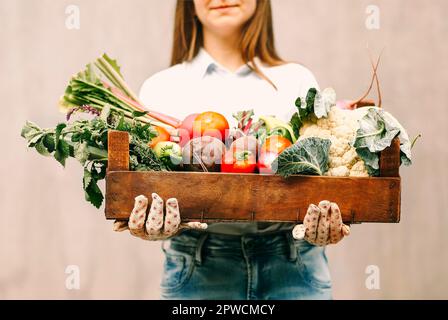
[139,48,320,235]
[139,48,319,124]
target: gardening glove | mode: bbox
[292,200,350,246]
[113,193,208,241]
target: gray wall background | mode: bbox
[0,0,447,299]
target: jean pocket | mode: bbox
[160,248,195,293]
[295,242,332,290]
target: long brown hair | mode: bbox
[170,0,285,88]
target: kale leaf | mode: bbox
[353,108,411,176]
[273,137,331,178]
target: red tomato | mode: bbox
[178,113,199,147]
[193,111,229,141]
[149,126,170,148]
[257,151,279,174]
[261,135,292,154]
[221,150,257,174]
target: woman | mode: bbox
[113,0,350,300]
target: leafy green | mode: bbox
[43,134,55,152]
[289,87,336,136]
[305,88,318,113]
[54,123,70,166]
[74,141,89,164]
[353,108,412,176]
[292,88,315,128]
[273,137,331,178]
[354,109,400,152]
[35,139,51,156]
[22,54,173,209]
[354,147,380,176]
[101,53,123,78]
[289,111,304,140]
[132,110,149,118]
[129,137,167,172]
[54,139,70,167]
[314,88,336,119]
[21,121,44,144]
[83,167,104,208]
[60,54,151,125]
[21,112,164,209]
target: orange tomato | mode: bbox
[149,126,171,148]
[261,135,292,154]
[193,111,229,141]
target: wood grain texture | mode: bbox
[107,131,129,171]
[105,171,401,223]
[105,130,401,223]
[4,0,447,301]
[380,138,401,177]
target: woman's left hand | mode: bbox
[292,200,350,246]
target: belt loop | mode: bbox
[194,232,209,266]
[285,231,297,262]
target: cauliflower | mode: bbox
[298,106,369,177]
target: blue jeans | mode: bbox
[160,230,332,300]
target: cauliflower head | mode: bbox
[298,106,369,177]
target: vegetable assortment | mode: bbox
[21,53,416,209]
[278,54,417,178]
[287,88,415,177]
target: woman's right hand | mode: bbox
[113,193,208,241]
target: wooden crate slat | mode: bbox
[105,130,401,224]
[380,138,401,177]
[107,131,129,171]
[105,171,400,223]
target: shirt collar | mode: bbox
[187,48,253,79]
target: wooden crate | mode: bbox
[105,131,401,224]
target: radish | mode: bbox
[177,113,199,147]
